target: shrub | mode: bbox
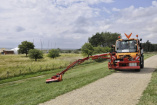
[93,46,111,62]
[28,49,43,61]
[48,49,60,58]
[81,43,94,57]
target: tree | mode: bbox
[81,43,94,57]
[18,41,35,57]
[48,49,60,59]
[88,32,121,47]
[28,49,43,61]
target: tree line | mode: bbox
[142,40,157,52]
[18,41,60,61]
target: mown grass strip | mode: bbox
[137,69,157,105]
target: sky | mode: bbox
[0,0,157,49]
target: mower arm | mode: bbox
[46,53,110,83]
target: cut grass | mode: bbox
[137,69,157,105]
[0,61,114,105]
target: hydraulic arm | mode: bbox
[46,53,110,83]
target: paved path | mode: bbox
[40,55,157,105]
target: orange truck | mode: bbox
[108,33,144,71]
[46,33,144,83]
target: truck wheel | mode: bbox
[140,55,144,68]
[135,69,141,72]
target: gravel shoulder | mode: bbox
[40,55,157,105]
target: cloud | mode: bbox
[0,0,110,48]
[112,7,120,11]
[108,3,157,43]
[55,0,114,5]
[152,0,157,6]
[16,26,25,32]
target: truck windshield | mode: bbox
[116,40,137,53]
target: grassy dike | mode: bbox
[0,53,156,105]
[137,69,157,105]
[0,61,114,105]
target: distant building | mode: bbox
[11,47,19,54]
[3,50,14,55]
[0,48,14,55]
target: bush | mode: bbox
[28,49,43,61]
[81,43,94,57]
[93,46,111,54]
[48,49,60,58]
[73,50,80,54]
[93,46,111,62]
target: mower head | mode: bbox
[46,74,62,83]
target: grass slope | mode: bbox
[137,69,157,105]
[0,53,156,105]
[0,61,113,105]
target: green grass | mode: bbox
[0,53,156,105]
[137,69,157,105]
[144,53,156,60]
[0,61,114,105]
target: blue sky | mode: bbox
[0,0,157,49]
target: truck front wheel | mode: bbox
[140,55,144,69]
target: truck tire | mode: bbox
[140,55,144,69]
[135,69,141,72]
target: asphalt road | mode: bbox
[40,55,157,105]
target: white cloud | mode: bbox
[112,8,120,11]
[0,0,112,48]
[55,0,114,5]
[152,0,157,6]
[108,4,157,43]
